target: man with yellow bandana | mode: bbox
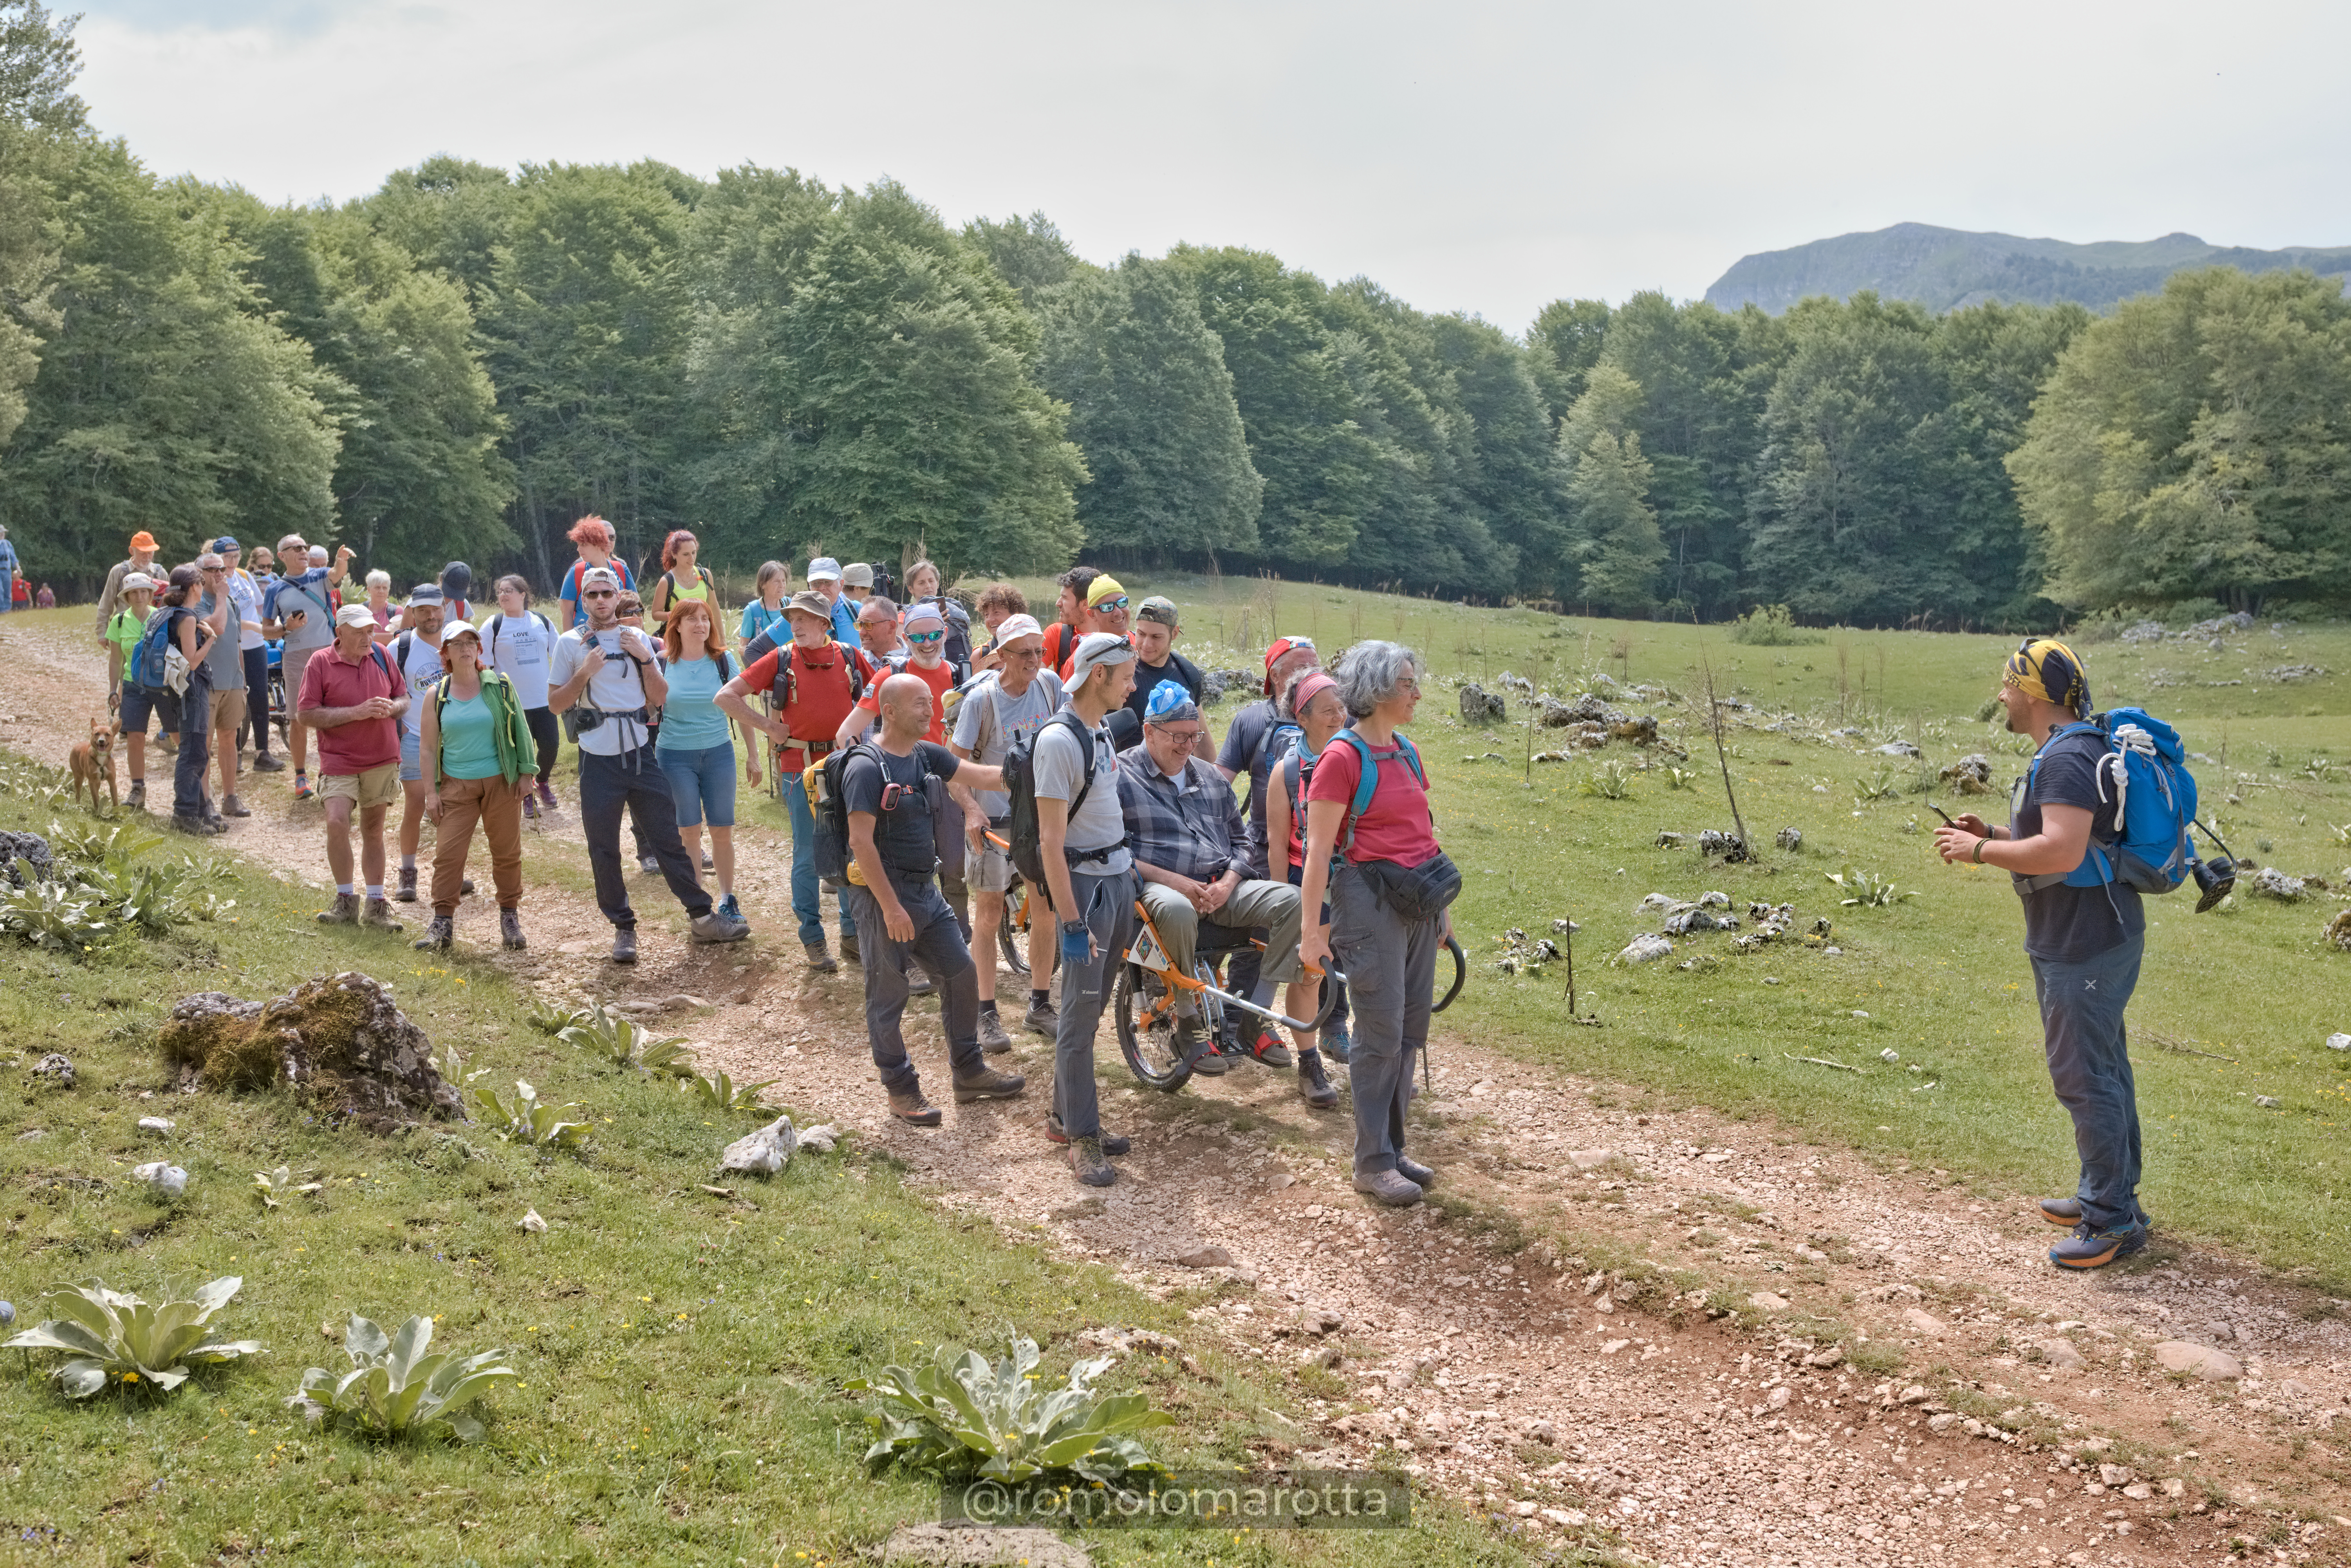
[1934,638,2150,1269]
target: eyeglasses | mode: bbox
[1094,596,1130,612]
[906,629,945,645]
[1153,726,1206,746]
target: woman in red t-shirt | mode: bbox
[1296,641,1451,1209]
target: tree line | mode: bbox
[3,4,2347,622]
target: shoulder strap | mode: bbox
[370,643,392,681]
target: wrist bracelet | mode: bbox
[1972,837,1987,864]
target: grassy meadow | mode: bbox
[1025,573,2351,1288]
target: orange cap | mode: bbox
[129,531,159,551]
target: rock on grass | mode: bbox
[158,972,460,1130]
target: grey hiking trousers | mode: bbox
[1330,862,1437,1179]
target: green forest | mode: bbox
[3,4,2348,625]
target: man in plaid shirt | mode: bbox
[1117,680,1331,1104]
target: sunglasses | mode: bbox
[905,629,945,645]
[583,589,617,599]
[1093,596,1130,612]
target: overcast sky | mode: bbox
[70,0,2351,332]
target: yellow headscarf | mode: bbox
[2004,637,2091,717]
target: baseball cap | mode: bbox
[1085,574,1129,609]
[209,535,240,553]
[841,562,875,589]
[334,603,377,629]
[1262,635,1317,695]
[785,590,832,620]
[579,566,620,591]
[1067,630,1137,688]
[806,556,842,582]
[991,612,1044,648]
[122,573,157,594]
[407,584,446,605]
[1136,595,1179,628]
[129,531,158,552]
[442,618,484,645]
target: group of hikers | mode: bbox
[64,522,2164,1258]
[76,522,1459,1204]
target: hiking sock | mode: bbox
[1030,988,1050,1009]
[365,884,384,900]
[979,999,1000,1017]
[401,854,417,871]
[336,883,354,897]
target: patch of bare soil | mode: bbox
[4,614,2347,1567]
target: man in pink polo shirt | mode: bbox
[297,604,411,932]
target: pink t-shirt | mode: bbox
[1306,735,1440,867]
[297,642,408,775]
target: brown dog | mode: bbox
[69,716,118,813]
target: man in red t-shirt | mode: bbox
[296,604,412,932]
[715,590,876,972]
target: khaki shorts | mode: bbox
[209,687,248,736]
[320,761,400,810]
[967,827,1016,893]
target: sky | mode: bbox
[69,0,2351,332]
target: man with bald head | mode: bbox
[839,671,1027,1126]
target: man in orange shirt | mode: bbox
[714,591,877,972]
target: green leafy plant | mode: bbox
[1852,763,1902,803]
[2328,821,2350,847]
[469,1080,589,1147]
[848,1333,1174,1484]
[287,1312,519,1443]
[1578,759,1636,800]
[684,1069,776,1112]
[1664,765,1699,791]
[1826,867,1916,907]
[527,998,590,1036]
[559,1008,693,1075]
[0,880,109,950]
[1726,603,1824,647]
[2,1277,264,1398]
[251,1166,322,1209]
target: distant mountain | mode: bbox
[1705,222,2351,315]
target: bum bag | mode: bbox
[1354,850,1463,923]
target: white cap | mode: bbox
[334,603,376,628]
[122,573,157,594]
[806,556,842,582]
[1067,630,1137,688]
[991,613,1043,648]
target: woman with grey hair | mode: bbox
[1297,641,1459,1206]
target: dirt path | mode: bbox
[5,614,2347,1568]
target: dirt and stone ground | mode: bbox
[6,614,2348,1567]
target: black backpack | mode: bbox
[806,739,884,887]
[1004,709,1103,888]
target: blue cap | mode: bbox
[209,536,239,553]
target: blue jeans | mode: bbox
[2031,930,2145,1233]
[0,570,12,610]
[657,743,737,827]
[785,774,853,947]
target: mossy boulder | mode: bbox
[160,971,461,1130]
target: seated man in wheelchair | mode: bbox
[1116,680,1337,1109]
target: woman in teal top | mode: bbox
[658,599,754,922]
[738,559,790,653]
[417,620,536,954]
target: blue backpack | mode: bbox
[2019,707,2200,895]
[132,609,178,691]
[1329,729,1426,858]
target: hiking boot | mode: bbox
[1321,1016,1352,1064]
[840,930,861,963]
[976,1009,1013,1052]
[888,1087,942,1127]
[412,915,454,951]
[951,1066,1027,1104]
[700,850,714,871]
[316,892,360,926]
[1022,996,1058,1037]
[2039,1196,2153,1230]
[2049,1221,2147,1270]
[251,752,285,772]
[1297,1049,1338,1109]
[169,813,222,837]
[292,775,314,801]
[1044,1113,1129,1156]
[1243,1027,1293,1069]
[123,780,145,811]
[637,854,661,875]
[522,793,537,820]
[1067,1135,1115,1188]
[907,961,935,997]
[220,794,250,818]
[804,938,839,974]
[535,780,558,812]
[361,898,403,933]
[1176,1016,1226,1076]
[688,909,751,945]
[610,927,638,964]
[499,907,526,951]
[393,866,418,902]
[1353,1168,1424,1207]
[1396,1156,1436,1189]
[717,892,742,921]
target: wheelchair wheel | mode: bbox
[268,666,289,741]
[1113,961,1194,1092]
[998,874,1031,976]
